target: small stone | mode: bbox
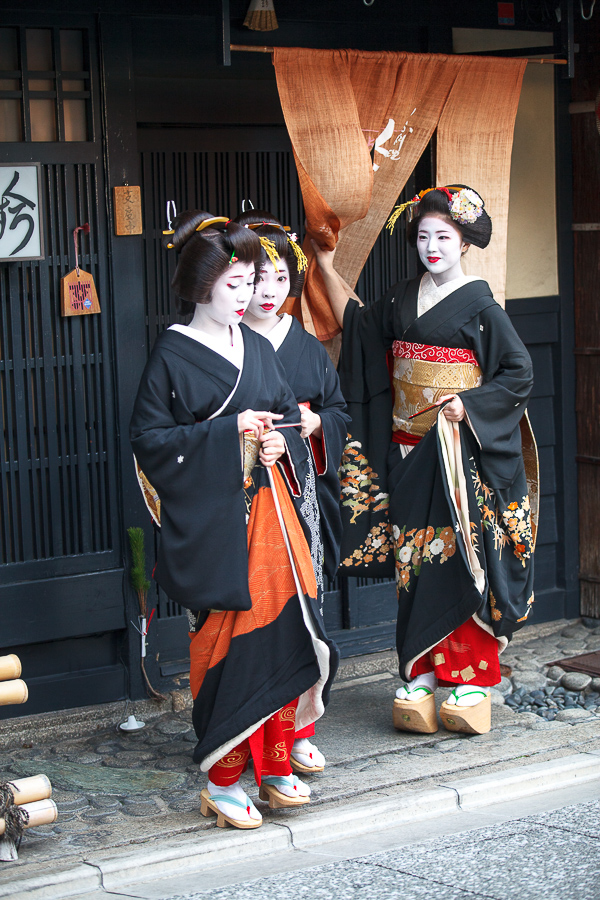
[490,689,506,707]
[101,751,156,768]
[495,676,512,696]
[561,624,587,638]
[183,731,197,743]
[554,708,594,722]
[592,678,600,692]
[561,672,592,692]
[95,742,124,755]
[156,719,191,736]
[512,673,547,692]
[122,799,158,817]
[582,617,600,629]
[67,752,102,765]
[546,666,565,682]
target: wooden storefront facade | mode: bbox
[0,0,587,717]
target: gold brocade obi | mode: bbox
[392,340,483,440]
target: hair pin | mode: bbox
[229,253,238,265]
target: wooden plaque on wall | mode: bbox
[114,185,143,235]
[61,268,101,317]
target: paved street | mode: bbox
[168,796,600,900]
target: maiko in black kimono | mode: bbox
[338,275,539,682]
[274,314,349,587]
[130,325,336,770]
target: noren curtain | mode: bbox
[273,48,526,339]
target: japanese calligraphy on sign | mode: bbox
[113,185,142,235]
[0,164,44,262]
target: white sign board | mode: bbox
[0,164,44,262]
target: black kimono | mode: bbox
[130,325,337,769]
[270,315,349,592]
[338,275,539,681]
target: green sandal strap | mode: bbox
[450,688,489,701]
[208,793,251,811]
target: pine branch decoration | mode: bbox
[127,526,150,617]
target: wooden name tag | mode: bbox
[61,268,101,317]
[114,185,143,235]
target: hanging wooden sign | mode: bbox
[60,223,101,317]
[114,185,142,235]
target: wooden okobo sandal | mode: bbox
[393,689,438,733]
[439,689,491,735]
[200,788,262,829]
[258,775,310,809]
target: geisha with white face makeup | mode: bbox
[311,185,538,740]
[130,210,340,831]
[235,208,350,777]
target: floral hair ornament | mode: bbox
[229,252,239,265]
[385,186,483,235]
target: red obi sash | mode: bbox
[392,341,478,366]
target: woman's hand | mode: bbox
[438,394,465,422]
[299,405,322,440]
[237,410,283,438]
[311,239,336,273]
[259,429,286,467]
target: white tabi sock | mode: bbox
[292,738,326,768]
[395,671,438,701]
[206,779,261,822]
[446,684,491,707]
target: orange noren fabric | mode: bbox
[274,48,526,339]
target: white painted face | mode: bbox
[205,260,257,327]
[416,215,467,284]
[246,258,291,321]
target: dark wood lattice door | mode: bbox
[0,16,125,715]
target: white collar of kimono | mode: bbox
[263,313,294,352]
[168,322,244,369]
[417,271,484,318]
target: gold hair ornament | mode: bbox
[162,216,230,250]
[258,236,280,270]
[286,234,308,273]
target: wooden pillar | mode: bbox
[571,13,600,616]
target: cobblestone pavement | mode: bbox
[1,617,599,871]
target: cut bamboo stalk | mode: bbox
[0,679,28,706]
[229,43,568,63]
[0,798,58,834]
[9,775,52,805]
[0,655,21,682]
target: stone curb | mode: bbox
[4,751,599,900]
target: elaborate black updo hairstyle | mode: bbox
[406,185,492,250]
[233,209,306,298]
[164,210,262,316]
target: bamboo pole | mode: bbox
[8,775,52,806]
[0,655,21,681]
[0,679,28,706]
[229,43,568,64]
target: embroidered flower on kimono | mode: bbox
[514,507,525,519]
[177,455,184,464]
[371,537,382,548]
[425,525,435,542]
[429,538,445,555]
[398,546,412,563]
[414,529,426,549]
[507,501,519,511]
[392,525,401,541]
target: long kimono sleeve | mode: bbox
[308,346,350,578]
[459,302,534,490]
[130,348,251,613]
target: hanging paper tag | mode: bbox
[60,268,101,317]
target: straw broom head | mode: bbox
[244,0,278,31]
